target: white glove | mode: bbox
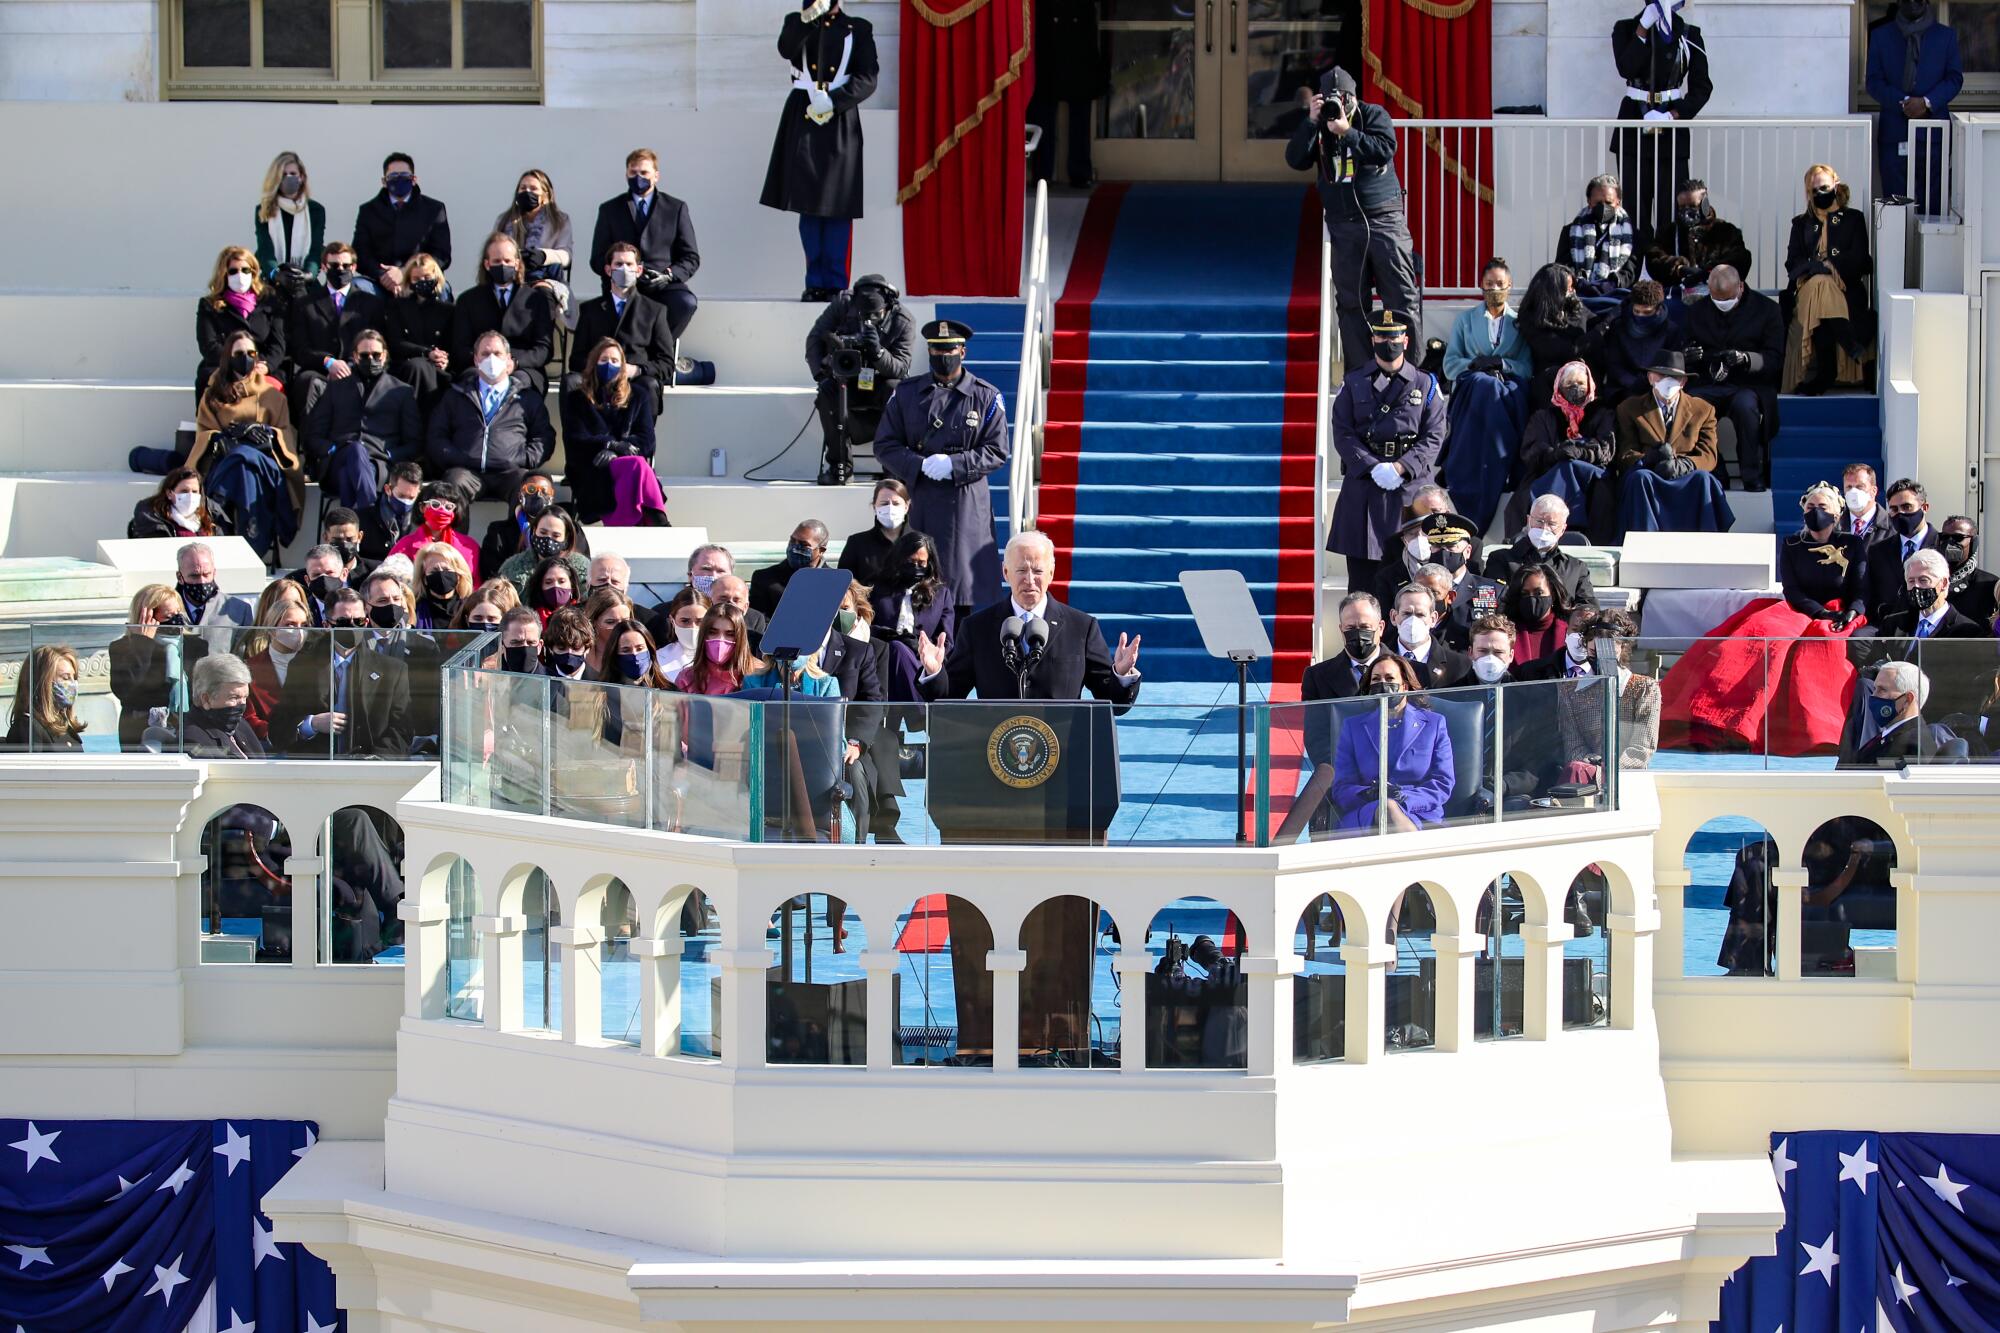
[1642,108,1674,123]
[921,453,955,481]
[808,86,835,117]
[801,0,833,20]
[1370,462,1402,490]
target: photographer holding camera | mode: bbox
[806,274,915,486]
[1285,66,1421,373]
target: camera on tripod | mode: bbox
[826,323,882,384]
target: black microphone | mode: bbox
[1023,617,1050,661]
[1000,615,1025,673]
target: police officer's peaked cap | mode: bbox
[922,319,974,344]
[852,273,899,303]
[1368,309,1410,337]
[1394,510,1479,547]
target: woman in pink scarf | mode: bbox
[1504,359,1617,534]
[193,246,288,396]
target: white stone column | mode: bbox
[1521,923,1567,1040]
[1239,956,1295,1077]
[397,897,450,1020]
[711,948,771,1069]
[476,914,524,1032]
[282,854,323,971]
[1771,868,1807,982]
[988,949,1026,1073]
[1608,907,1656,1031]
[860,950,900,1070]
[1112,952,1151,1073]
[1893,869,1917,984]
[1341,942,1391,1064]
[1431,933,1483,1053]
[1653,867,1692,978]
[553,924,604,1046]
[631,936,681,1058]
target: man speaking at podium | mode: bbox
[912,530,1141,704]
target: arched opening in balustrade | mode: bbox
[1562,865,1612,1028]
[1385,884,1439,1052]
[765,892,869,1065]
[1294,894,1348,1064]
[599,878,640,1045]
[893,895,993,1067]
[1143,897,1248,1069]
[659,886,720,1059]
[1802,815,1898,978]
[1018,896,1120,1069]
[1475,876,1526,1041]
[522,869,561,1032]
[316,806,405,965]
[1685,816,1775,977]
[197,804,294,965]
[440,857,481,1020]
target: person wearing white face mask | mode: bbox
[131,467,230,540]
[1390,583,1470,688]
[1486,493,1602,613]
[1611,350,1728,538]
[838,479,914,585]
[1684,264,1785,492]
[569,242,678,408]
[427,331,555,500]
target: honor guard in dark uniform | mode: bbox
[1326,310,1447,599]
[874,320,1012,617]
[762,0,880,302]
[1611,0,1713,250]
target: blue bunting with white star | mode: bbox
[1715,1131,2000,1332]
[0,1119,343,1332]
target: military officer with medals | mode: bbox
[1326,310,1447,599]
[874,320,1011,619]
[762,0,880,301]
[1374,509,1502,653]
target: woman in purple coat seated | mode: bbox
[1333,655,1455,833]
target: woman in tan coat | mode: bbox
[187,328,305,513]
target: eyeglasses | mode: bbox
[325,264,354,274]
[226,267,254,276]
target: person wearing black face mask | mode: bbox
[362,462,425,563]
[1938,515,1997,624]
[284,241,385,419]
[493,169,574,304]
[1610,3,1712,251]
[384,253,455,412]
[270,589,412,758]
[352,152,452,296]
[763,0,881,301]
[479,472,561,580]
[589,148,701,341]
[1299,592,1388,753]
[748,519,830,617]
[1595,279,1686,403]
[450,235,557,395]
[1864,479,1940,615]
[1866,0,1964,209]
[874,319,1010,619]
[1643,180,1753,295]
[1781,166,1871,395]
[1326,310,1447,599]
[303,329,421,509]
[1557,176,1638,311]
[807,274,916,485]
[181,653,267,759]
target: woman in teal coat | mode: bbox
[253,151,327,282]
[1442,257,1534,534]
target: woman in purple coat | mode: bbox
[1333,655,1455,833]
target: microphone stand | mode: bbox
[1230,649,1254,844]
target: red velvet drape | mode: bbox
[1363,0,1493,292]
[898,0,1030,297]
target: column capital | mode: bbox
[397,899,448,925]
[474,914,523,937]
[1339,942,1397,968]
[629,937,679,959]
[709,948,774,971]
[857,950,902,973]
[1238,955,1300,977]
[550,926,603,950]
[1430,931,1485,958]
[1770,868,1811,890]
[986,949,1027,973]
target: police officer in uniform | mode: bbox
[1611,0,1713,251]
[806,273,916,485]
[1326,310,1447,599]
[1285,66,1421,373]
[763,0,880,302]
[874,320,1012,618]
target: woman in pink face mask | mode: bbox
[673,604,763,695]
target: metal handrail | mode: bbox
[1010,178,1053,539]
[1311,232,1335,664]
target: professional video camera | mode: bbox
[825,320,883,385]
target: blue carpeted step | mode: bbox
[1076,331,1309,360]
[933,300,1027,338]
[1069,512,1314,541]
[1062,358,1289,392]
[1065,389,1311,423]
[1067,547,1284,581]
[1038,484,1304,517]
[1122,645,1291,682]
[1767,392,1882,498]
[1058,451,1288,485]
[1069,421,1288,451]
[1080,299,1299,334]
[1064,578,1280,614]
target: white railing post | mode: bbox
[1313,230,1335,658]
[1010,179,1051,540]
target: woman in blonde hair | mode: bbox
[494,168,574,319]
[413,541,474,630]
[185,330,304,516]
[195,245,287,395]
[383,250,455,411]
[1781,165,1872,395]
[253,151,325,282]
[560,337,660,523]
[108,584,208,748]
[4,644,87,752]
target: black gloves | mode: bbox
[590,442,640,469]
[638,267,674,297]
[1831,608,1861,631]
[523,247,547,270]
[1469,355,1504,375]
[1645,443,1696,479]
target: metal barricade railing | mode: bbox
[1010,178,1055,539]
[1907,118,1957,222]
[1312,231,1335,663]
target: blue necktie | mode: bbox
[1916,617,1933,640]
[330,653,351,752]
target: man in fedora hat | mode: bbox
[875,318,1010,617]
[1286,65,1420,372]
[1612,349,1728,535]
[1327,309,1446,599]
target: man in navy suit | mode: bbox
[588,148,700,341]
[914,530,1140,706]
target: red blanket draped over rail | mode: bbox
[898,0,1031,297]
[1363,0,1493,293]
